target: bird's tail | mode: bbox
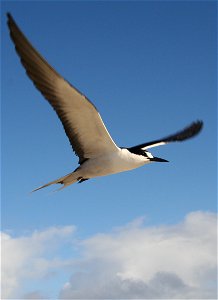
[31,171,79,192]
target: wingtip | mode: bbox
[198,120,203,128]
[7,12,13,21]
[195,119,203,126]
[192,120,204,135]
[7,12,15,28]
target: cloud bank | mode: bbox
[1,226,76,299]
[1,211,217,299]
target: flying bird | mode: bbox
[7,13,203,191]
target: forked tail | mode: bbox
[31,171,79,192]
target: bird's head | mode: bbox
[142,150,169,163]
[127,147,169,163]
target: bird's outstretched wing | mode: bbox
[7,13,119,164]
[128,121,203,151]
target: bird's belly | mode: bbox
[80,150,149,178]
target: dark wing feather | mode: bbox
[7,13,119,164]
[128,121,203,151]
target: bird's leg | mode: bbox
[77,177,89,183]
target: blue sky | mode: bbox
[1,1,217,299]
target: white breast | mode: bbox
[79,148,150,179]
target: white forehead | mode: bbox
[145,151,154,158]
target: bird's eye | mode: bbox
[143,151,149,157]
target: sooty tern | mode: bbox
[7,13,203,191]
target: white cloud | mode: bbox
[1,226,76,299]
[60,211,217,299]
[1,211,217,299]
[23,291,47,299]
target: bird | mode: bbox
[7,13,203,192]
